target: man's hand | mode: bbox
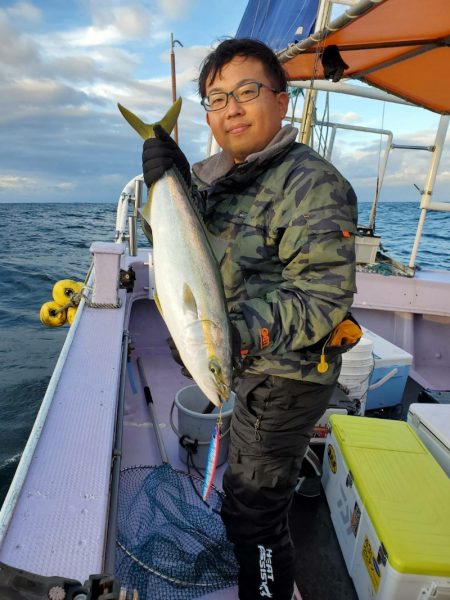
[142,125,191,188]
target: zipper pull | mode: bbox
[317,332,332,374]
[254,415,262,441]
[317,353,329,373]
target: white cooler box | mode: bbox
[323,414,450,600]
[362,328,413,410]
[407,403,450,477]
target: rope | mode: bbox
[50,290,122,313]
[49,291,85,316]
[84,298,122,309]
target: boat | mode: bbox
[238,0,450,403]
[1,1,449,599]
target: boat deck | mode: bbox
[0,292,127,582]
[292,483,358,600]
[1,251,433,599]
[125,297,359,599]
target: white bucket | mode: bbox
[338,337,374,415]
[342,337,374,358]
[340,361,374,374]
[174,385,235,468]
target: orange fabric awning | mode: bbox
[278,0,450,114]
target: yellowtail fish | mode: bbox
[118,100,232,407]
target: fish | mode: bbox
[202,424,220,501]
[118,100,232,407]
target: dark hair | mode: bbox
[198,38,288,98]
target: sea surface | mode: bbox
[0,201,449,505]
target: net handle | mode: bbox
[137,357,169,463]
[169,400,231,445]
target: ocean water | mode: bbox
[0,201,449,505]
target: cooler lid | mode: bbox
[362,327,413,367]
[329,414,450,576]
[330,414,423,453]
[408,403,450,449]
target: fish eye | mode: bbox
[209,359,221,376]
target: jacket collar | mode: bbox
[192,124,298,187]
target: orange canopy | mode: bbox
[278,0,450,114]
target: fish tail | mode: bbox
[118,98,183,235]
[117,98,182,141]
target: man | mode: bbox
[143,38,358,600]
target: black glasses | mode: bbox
[201,81,280,112]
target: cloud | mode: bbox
[0,11,40,70]
[327,123,450,203]
[113,6,154,39]
[0,0,248,204]
[61,25,125,48]
[0,175,39,191]
[157,0,195,21]
[330,111,361,124]
[12,78,88,105]
[2,0,446,208]
[5,1,41,25]
[52,182,75,190]
[50,14,155,49]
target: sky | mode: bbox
[1,0,449,205]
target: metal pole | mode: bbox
[368,132,393,231]
[125,178,142,256]
[409,115,450,268]
[170,33,183,144]
[299,0,332,145]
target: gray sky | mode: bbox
[1,0,449,204]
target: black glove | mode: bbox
[142,124,191,188]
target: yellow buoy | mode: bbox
[40,301,67,327]
[67,306,77,325]
[52,280,84,306]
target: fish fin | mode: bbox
[159,98,183,136]
[182,283,199,319]
[153,291,164,317]
[117,103,153,140]
[118,100,183,238]
[141,215,153,245]
[117,99,182,141]
[138,206,153,243]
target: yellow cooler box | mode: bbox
[322,415,450,600]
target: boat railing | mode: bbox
[285,112,393,236]
[115,175,144,256]
[409,115,450,268]
[288,80,449,269]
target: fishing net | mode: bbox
[116,464,238,599]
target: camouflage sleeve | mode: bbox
[230,166,357,356]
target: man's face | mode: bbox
[205,56,289,163]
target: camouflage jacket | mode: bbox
[191,125,357,384]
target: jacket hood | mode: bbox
[192,124,298,187]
